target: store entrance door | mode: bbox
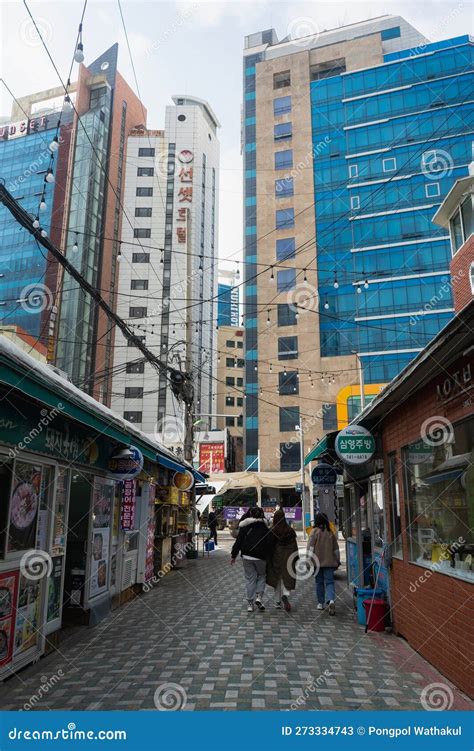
[62,473,93,624]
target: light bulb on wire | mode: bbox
[333,276,339,289]
[63,95,73,112]
[45,168,54,184]
[364,279,369,290]
[74,42,84,63]
[39,197,47,211]
[49,136,59,152]
[40,229,47,238]
[33,217,40,229]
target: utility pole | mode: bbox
[183,208,194,464]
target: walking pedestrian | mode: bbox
[206,508,218,548]
[307,513,340,615]
[266,509,298,612]
[230,507,271,612]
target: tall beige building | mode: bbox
[242,17,428,471]
[215,325,244,470]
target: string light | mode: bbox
[364,279,369,290]
[266,309,270,325]
[235,264,240,280]
[32,217,40,229]
[39,195,47,211]
[49,136,59,152]
[269,363,273,373]
[324,299,329,310]
[74,23,85,63]
[270,266,274,281]
[45,167,55,184]
[63,95,73,112]
[356,285,362,294]
[40,229,47,238]
[303,268,307,281]
[333,275,339,289]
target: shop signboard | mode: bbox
[144,484,156,583]
[89,478,113,599]
[199,443,225,474]
[335,425,375,465]
[46,556,63,623]
[108,446,144,481]
[0,571,19,668]
[311,463,337,485]
[7,463,42,553]
[120,479,136,531]
[173,470,194,491]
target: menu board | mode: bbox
[14,574,41,655]
[89,478,113,599]
[0,571,19,668]
[7,463,42,553]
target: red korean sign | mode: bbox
[199,443,225,474]
[120,479,136,531]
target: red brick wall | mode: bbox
[382,360,473,698]
[450,234,474,313]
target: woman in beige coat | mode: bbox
[307,513,340,615]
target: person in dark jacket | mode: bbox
[266,509,298,611]
[206,509,218,547]
[231,507,271,612]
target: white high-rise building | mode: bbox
[111,96,220,448]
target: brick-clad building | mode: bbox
[350,300,473,697]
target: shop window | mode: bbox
[387,453,402,558]
[273,96,292,116]
[402,418,474,580]
[279,406,299,432]
[370,475,385,548]
[125,387,143,398]
[382,157,397,173]
[274,71,291,90]
[126,361,145,374]
[124,411,142,423]
[280,442,300,471]
[6,462,43,555]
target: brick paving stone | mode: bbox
[0,534,472,712]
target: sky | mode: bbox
[0,0,471,271]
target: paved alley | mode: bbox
[0,535,471,712]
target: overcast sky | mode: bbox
[1,0,470,270]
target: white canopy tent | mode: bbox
[196,470,310,513]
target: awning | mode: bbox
[192,469,207,483]
[156,453,188,473]
[304,436,328,465]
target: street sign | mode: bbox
[311,463,337,485]
[335,425,375,465]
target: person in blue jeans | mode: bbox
[307,513,340,616]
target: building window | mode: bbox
[226,339,235,348]
[461,194,474,239]
[381,26,401,40]
[310,58,346,81]
[237,358,245,368]
[382,157,397,172]
[387,453,402,558]
[138,147,155,157]
[277,268,296,292]
[350,195,360,210]
[226,357,234,367]
[274,122,292,140]
[126,361,145,374]
[226,376,235,386]
[135,207,152,217]
[273,96,292,116]
[277,304,297,326]
[276,237,295,261]
[425,183,440,198]
[136,187,153,197]
[137,167,154,177]
[226,396,235,406]
[280,442,300,471]
[276,208,294,229]
[278,335,298,360]
[237,415,243,427]
[237,397,243,406]
[402,418,474,577]
[279,406,299,432]
[237,377,244,386]
[133,228,151,238]
[275,177,294,198]
[237,341,243,349]
[225,417,235,427]
[450,209,464,252]
[470,262,474,294]
[275,150,293,170]
[124,411,142,423]
[322,403,337,431]
[273,71,291,90]
[131,279,148,290]
[129,306,147,318]
[132,253,150,263]
[279,371,298,395]
[125,387,143,398]
[348,164,358,178]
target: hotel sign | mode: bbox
[175,150,193,244]
[0,116,51,141]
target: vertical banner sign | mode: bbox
[0,571,19,668]
[144,484,156,583]
[176,149,194,244]
[199,442,225,473]
[120,479,136,531]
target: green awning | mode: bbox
[304,435,328,465]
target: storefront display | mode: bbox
[52,469,69,556]
[89,477,114,599]
[0,571,18,668]
[144,484,156,584]
[14,574,41,655]
[46,556,63,623]
[7,462,42,553]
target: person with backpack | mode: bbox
[266,509,298,612]
[231,507,271,612]
[307,513,340,615]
